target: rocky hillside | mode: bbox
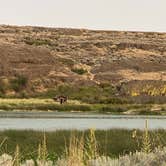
[0,25,166,97]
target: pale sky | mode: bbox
[0,0,166,32]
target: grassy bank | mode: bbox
[0,129,166,161]
[0,98,166,115]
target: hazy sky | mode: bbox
[0,0,165,32]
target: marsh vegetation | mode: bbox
[0,125,166,165]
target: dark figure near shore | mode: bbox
[53,96,68,104]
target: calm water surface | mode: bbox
[0,112,166,130]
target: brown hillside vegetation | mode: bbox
[0,25,166,99]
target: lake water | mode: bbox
[0,112,166,131]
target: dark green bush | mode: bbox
[0,79,9,94]
[71,68,87,75]
[98,106,126,113]
[0,92,4,97]
[100,98,129,104]
[138,109,161,115]
[10,75,28,92]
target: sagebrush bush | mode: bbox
[71,68,87,75]
[0,79,9,94]
[24,37,53,46]
[10,75,28,92]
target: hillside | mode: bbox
[0,25,166,101]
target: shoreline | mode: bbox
[0,111,166,119]
[0,98,166,115]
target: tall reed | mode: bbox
[13,145,20,166]
[141,120,152,153]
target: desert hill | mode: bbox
[0,25,166,98]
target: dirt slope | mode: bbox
[0,25,166,95]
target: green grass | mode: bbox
[0,98,165,115]
[0,129,166,160]
[0,98,91,111]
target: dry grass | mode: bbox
[0,98,82,105]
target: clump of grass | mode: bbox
[85,129,98,161]
[60,129,98,166]
[0,79,9,94]
[37,133,52,166]
[63,134,84,166]
[41,133,48,161]
[71,68,87,75]
[38,133,48,161]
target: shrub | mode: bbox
[71,68,87,75]
[138,109,161,115]
[98,106,126,113]
[99,98,129,104]
[110,147,166,166]
[0,79,9,94]
[10,75,28,92]
[24,37,53,46]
